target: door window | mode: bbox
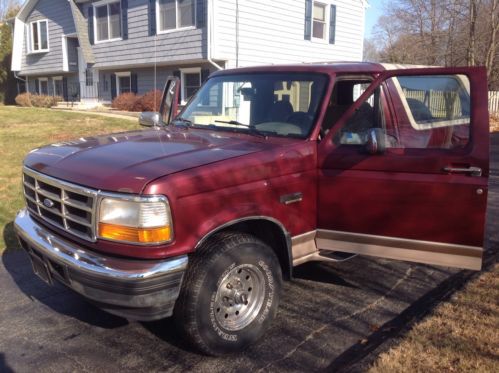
[38,79,49,95]
[387,75,471,149]
[53,78,63,97]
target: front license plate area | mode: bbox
[30,254,53,286]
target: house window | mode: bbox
[181,68,201,103]
[30,20,49,52]
[157,0,195,33]
[116,72,131,94]
[53,77,63,97]
[94,0,122,43]
[38,78,49,95]
[312,2,327,40]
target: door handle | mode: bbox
[443,166,482,177]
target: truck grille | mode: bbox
[23,168,98,241]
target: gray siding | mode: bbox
[82,0,207,69]
[21,0,76,74]
[99,63,215,102]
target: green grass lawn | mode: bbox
[0,106,139,251]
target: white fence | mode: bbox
[490,91,499,113]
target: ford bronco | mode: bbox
[14,63,489,355]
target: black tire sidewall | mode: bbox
[195,240,281,354]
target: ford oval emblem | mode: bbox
[43,198,55,208]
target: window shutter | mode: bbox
[122,0,128,40]
[131,73,138,94]
[196,0,206,28]
[304,0,312,40]
[62,77,68,101]
[148,0,156,36]
[34,79,39,94]
[88,6,94,45]
[201,68,210,83]
[111,74,117,99]
[329,4,336,44]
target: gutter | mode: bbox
[207,0,223,71]
[14,71,26,82]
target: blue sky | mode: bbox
[365,0,384,38]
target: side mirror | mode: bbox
[365,128,386,155]
[139,112,161,127]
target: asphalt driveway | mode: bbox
[1,134,497,372]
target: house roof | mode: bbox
[14,0,95,65]
[69,0,95,64]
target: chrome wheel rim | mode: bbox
[213,264,266,331]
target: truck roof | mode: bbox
[210,62,436,77]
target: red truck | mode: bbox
[15,63,489,355]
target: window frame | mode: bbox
[93,0,123,44]
[115,71,131,95]
[156,0,197,35]
[180,67,201,104]
[311,1,329,43]
[29,19,49,54]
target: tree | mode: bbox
[371,0,499,89]
[0,1,20,104]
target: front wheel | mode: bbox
[174,232,282,355]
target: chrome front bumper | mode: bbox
[14,209,188,321]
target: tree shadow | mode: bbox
[293,261,359,288]
[3,221,20,252]
[0,353,14,373]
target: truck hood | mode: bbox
[24,128,277,193]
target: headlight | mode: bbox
[98,196,173,245]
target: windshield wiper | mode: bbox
[214,120,266,138]
[215,119,249,127]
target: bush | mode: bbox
[15,93,32,107]
[112,92,138,111]
[133,89,162,112]
[15,93,62,108]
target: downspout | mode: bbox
[207,0,223,70]
[14,72,26,82]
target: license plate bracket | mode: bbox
[30,254,53,286]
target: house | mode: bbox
[11,0,367,106]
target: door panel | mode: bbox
[317,67,489,270]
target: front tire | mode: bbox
[174,232,282,355]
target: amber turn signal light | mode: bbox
[99,223,172,244]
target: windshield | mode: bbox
[177,73,328,138]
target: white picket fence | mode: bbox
[490,91,499,113]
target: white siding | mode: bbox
[213,0,365,68]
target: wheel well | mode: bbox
[216,219,292,280]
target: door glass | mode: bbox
[332,88,388,146]
[387,75,471,149]
[54,80,63,96]
[39,80,48,95]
